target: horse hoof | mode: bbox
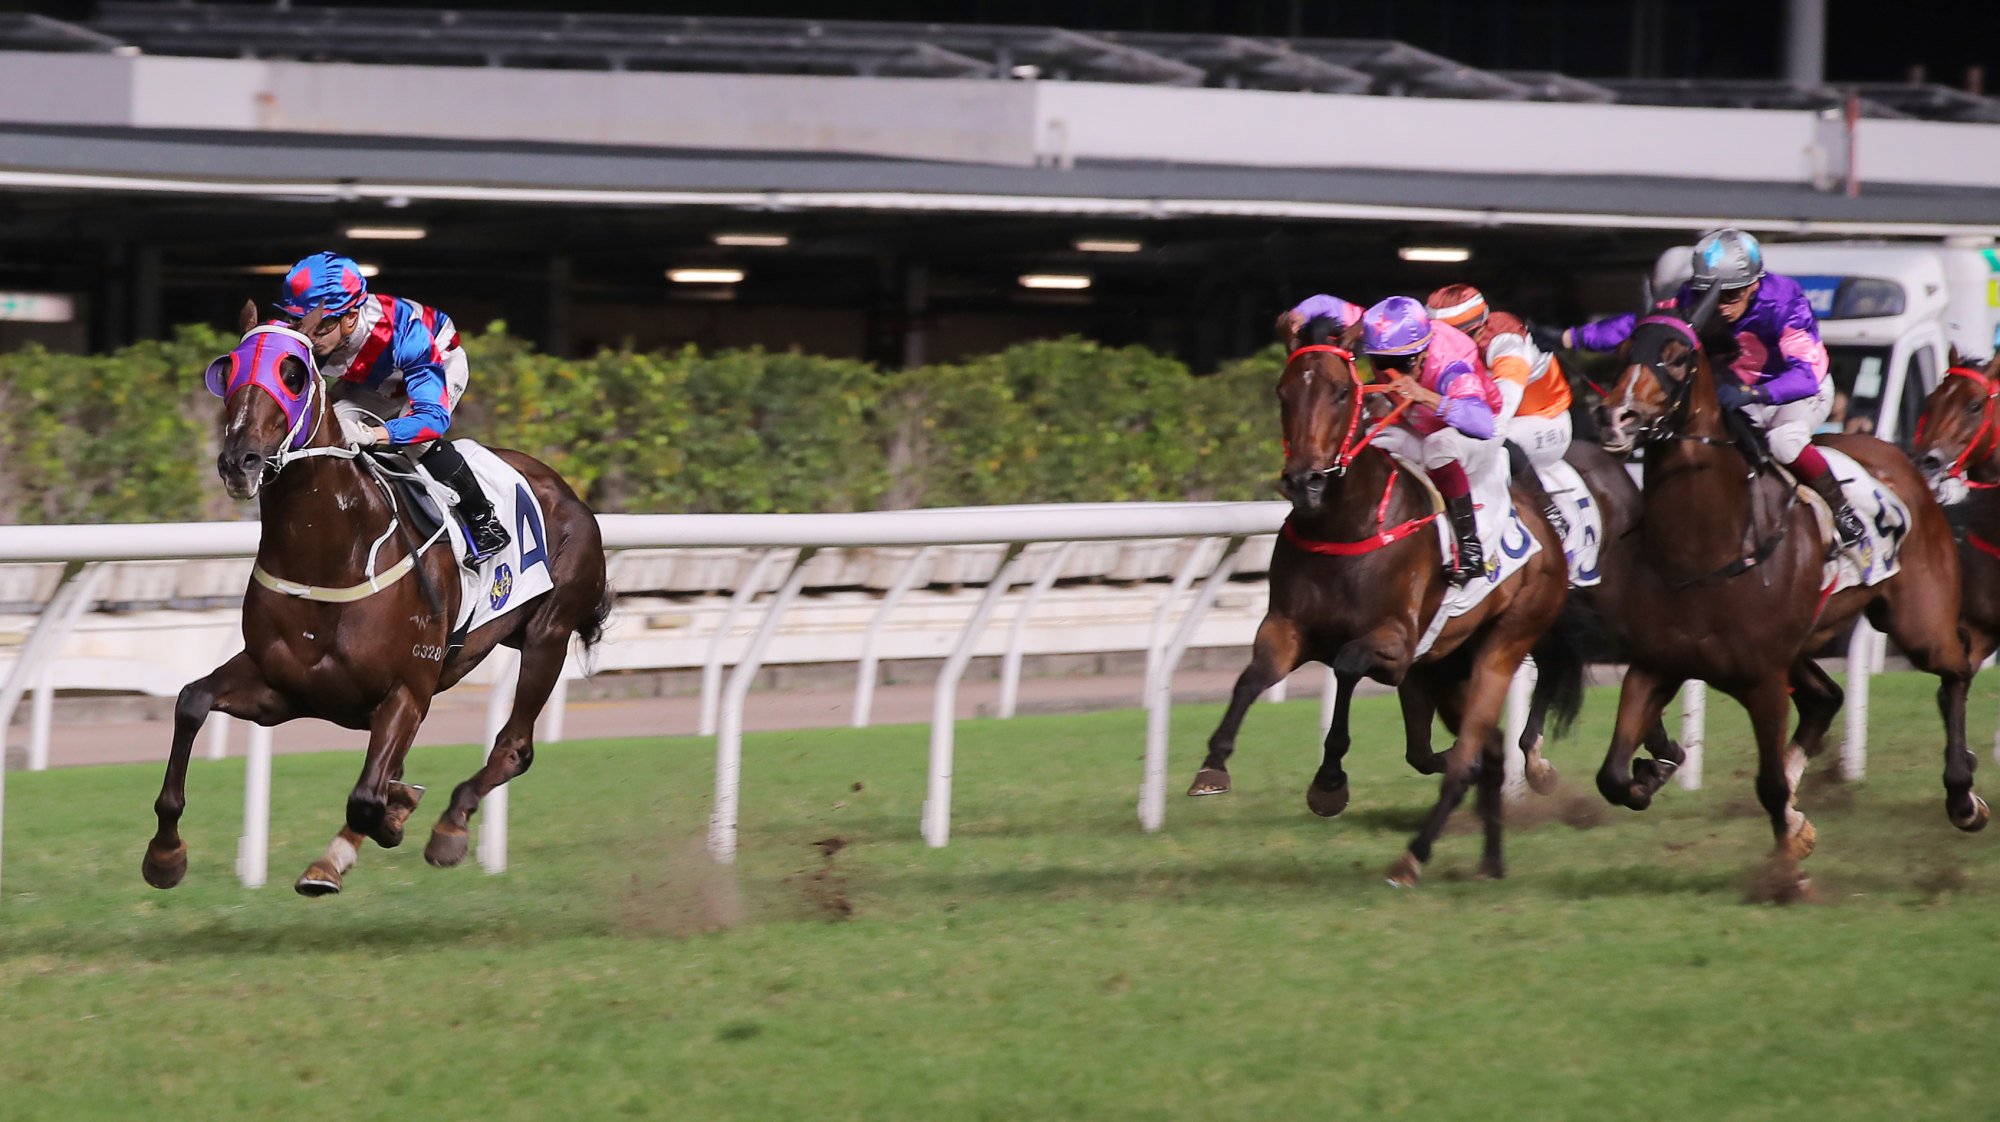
[294,863,343,897]
[425,824,469,868]
[141,841,188,890]
[1477,857,1506,881]
[1186,769,1231,796]
[1525,759,1559,797]
[1384,852,1423,887]
[1625,785,1655,812]
[1951,794,1991,833]
[1305,782,1350,818]
[1781,820,1817,862]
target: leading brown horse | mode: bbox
[142,302,611,895]
[1188,316,1581,884]
[1596,295,1984,887]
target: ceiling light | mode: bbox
[1019,273,1091,290]
[668,268,745,284]
[356,263,380,277]
[1399,245,1472,263]
[343,225,427,240]
[1074,238,1142,254]
[712,233,789,248]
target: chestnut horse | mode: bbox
[1188,317,1580,884]
[142,303,611,896]
[1912,353,2000,668]
[1596,294,1984,883]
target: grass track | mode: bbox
[2,672,1997,1121]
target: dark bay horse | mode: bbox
[142,302,611,896]
[1912,353,2000,669]
[1188,318,1581,885]
[1596,295,1983,882]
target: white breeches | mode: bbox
[1743,378,1833,464]
[1507,411,1573,471]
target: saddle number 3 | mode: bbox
[514,483,550,575]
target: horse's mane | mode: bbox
[1300,315,1351,348]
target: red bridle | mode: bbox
[1284,344,1413,474]
[1280,344,1437,555]
[1923,366,2000,489]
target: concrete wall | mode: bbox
[4,49,1998,189]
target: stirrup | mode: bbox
[1543,503,1570,539]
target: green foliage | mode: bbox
[0,328,1285,523]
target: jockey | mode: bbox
[1426,284,1574,537]
[1544,228,1861,552]
[1357,295,1505,586]
[274,252,510,563]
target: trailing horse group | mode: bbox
[154,233,1995,898]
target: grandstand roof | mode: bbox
[3,2,1994,122]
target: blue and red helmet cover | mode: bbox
[275,251,370,317]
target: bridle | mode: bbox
[1921,365,2000,490]
[1279,343,1439,556]
[1286,344,1413,476]
[1617,315,1731,449]
[219,324,359,486]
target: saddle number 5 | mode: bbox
[514,483,550,575]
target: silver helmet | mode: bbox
[1689,228,1765,291]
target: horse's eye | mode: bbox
[283,363,306,394]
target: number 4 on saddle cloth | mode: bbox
[326,440,557,642]
[1787,446,1911,594]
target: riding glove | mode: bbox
[1713,380,1769,411]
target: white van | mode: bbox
[1652,239,2000,444]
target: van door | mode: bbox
[1880,329,1943,447]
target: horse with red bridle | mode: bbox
[1595,290,1983,885]
[1912,352,2000,670]
[1187,316,1581,884]
[142,302,611,896]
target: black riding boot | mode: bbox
[422,444,510,565]
[1445,493,1485,586]
[1805,471,1865,557]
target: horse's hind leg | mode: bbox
[1188,615,1302,796]
[1785,656,1844,762]
[1872,599,1987,831]
[1517,668,1561,795]
[145,654,289,889]
[1306,671,1359,817]
[1388,641,1525,887]
[426,627,570,868]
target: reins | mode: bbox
[1924,366,2000,490]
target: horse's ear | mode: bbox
[1639,275,1655,312]
[1985,349,2000,379]
[237,299,259,335]
[1688,284,1724,333]
[1948,343,1964,369]
[1338,320,1364,352]
[297,307,327,338]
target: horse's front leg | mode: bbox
[1595,665,1683,811]
[145,654,290,889]
[1306,671,1360,817]
[296,686,428,896]
[1187,615,1303,796]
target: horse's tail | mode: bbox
[576,582,614,673]
[1531,599,1597,740]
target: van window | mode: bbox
[1896,344,1938,447]
[1824,345,1892,435]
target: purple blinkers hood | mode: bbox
[205,325,320,450]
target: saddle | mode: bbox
[358,450,471,559]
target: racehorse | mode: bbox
[1187,316,1581,884]
[1911,351,2000,670]
[142,302,611,895]
[1595,290,1984,882]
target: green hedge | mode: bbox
[0,326,1289,524]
